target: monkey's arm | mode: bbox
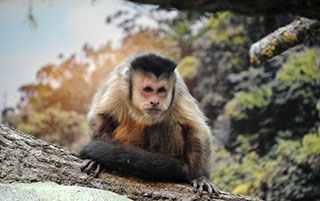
[186,130,220,196]
[79,140,190,182]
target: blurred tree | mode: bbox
[130,0,320,64]
[226,48,320,155]
[105,4,209,56]
[258,129,320,201]
[180,11,320,200]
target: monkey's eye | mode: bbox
[143,87,153,93]
[157,87,167,93]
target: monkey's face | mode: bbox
[131,73,173,118]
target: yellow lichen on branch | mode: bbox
[282,32,297,42]
[261,45,275,57]
[249,18,320,66]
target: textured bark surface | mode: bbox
[0,123,262,201]
[249,18,320,65]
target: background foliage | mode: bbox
[3,7,320,201]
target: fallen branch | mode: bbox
[0,123,262,200]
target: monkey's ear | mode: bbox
[131,53,176,78]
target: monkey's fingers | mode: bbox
[192,178,204,196]
[192,176,220,197]
[205,181,220,197]
[205,182,213,195]
[193,179,198,193]
[93,163,104,178]
[81,159,92,172]
[208,182,220,196]
[81,159,97,174]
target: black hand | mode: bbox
[192,176,220,197]
[81,159,105,178]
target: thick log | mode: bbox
[0,123,262,201]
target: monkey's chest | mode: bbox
[113,121,185,158]
[113,121,145,147]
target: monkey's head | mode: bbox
[128,53,177,124]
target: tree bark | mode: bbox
[0,123,262,200]
[249,18,320,66]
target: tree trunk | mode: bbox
[0,123,262,201]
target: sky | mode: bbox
[0,0,156,109]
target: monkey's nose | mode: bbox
[150,101,160,105]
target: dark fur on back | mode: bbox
[131,54,177,78]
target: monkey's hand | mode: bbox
[192,176,220,197]
[81,159,105,178]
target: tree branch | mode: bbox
[0,123,261,200]
[249,18,320,66]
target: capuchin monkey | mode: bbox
[79,52,220,196]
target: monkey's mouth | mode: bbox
[144,108,161,115]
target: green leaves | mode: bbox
[276,49,320,83]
